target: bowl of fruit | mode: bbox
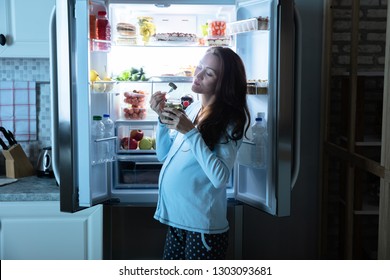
[90,69,117,93]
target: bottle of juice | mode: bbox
[89,1,96,50]
[89,1,96,40]
[96,10,111,51]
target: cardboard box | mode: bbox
[2,144,35,178]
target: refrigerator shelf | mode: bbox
[90,80,118,93]
[117,149,156,155]
[227,17,269,35]
[90,39,111,52]
[148,76,193,83]
[91,158,115,166]
[115,120,158,126]
[112,76,193,85]
[112,43,210,48]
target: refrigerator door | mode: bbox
[234,0,298,216]
[52,0,111,212]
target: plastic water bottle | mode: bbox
[91,115,105,164]
[251,112,267,168]
[102,113,114,137]
[102,113,115,160]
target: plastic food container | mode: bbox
[123,90,147,107]
[122,106,147,120]
[208,20,227,36]
[117,122,157,152]
[205,36,230,46]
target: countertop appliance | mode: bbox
[36,147,54,177]
[50,0,301,215]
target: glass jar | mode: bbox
[163,99,183,121]
[165,99,183,110]
[138,16,155,45]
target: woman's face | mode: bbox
[191,52,220,97]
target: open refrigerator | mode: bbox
[50,0,300,217]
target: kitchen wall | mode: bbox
[329,0,386,142]
[331,0,386,74]
[0,58,51,175]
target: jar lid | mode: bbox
[98,11,107,16]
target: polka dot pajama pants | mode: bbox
[162,226,229,260]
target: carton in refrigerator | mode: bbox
[2,144,35,178]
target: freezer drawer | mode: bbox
[114,156,162,189]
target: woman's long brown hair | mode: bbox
[197,47,250,150]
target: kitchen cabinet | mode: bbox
[0,0,55,58]
[0,201,103,260]
[103,204,241,259]
[321,0,390,259]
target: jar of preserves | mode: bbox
[163,99,183,121]
[138,16,155,45]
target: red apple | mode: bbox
[121,137,130,149]
[130,129,144,141]
[129,138,138,150]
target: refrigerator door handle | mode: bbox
[291,6,302,189]
[49,6,60,184]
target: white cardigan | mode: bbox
[154,101,242,234]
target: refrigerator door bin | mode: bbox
[235,140,270,209]
[92,136,117,165]
[234,162,270,210]
[227,17,269,35]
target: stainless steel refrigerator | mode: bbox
[50,0,301,225]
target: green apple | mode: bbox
[139,137,153,150]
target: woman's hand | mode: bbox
[149,91,167,119]
[161,107,195,134]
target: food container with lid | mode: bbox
[208,20,227,37]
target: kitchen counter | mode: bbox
[0,176,59,201]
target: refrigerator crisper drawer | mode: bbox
[116,120,157,154]
[114,156,162,189]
